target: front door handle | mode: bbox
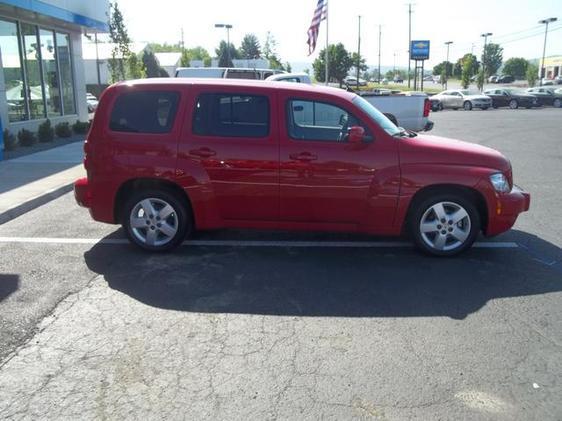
[289,152,318,162]
[189,147,216,158]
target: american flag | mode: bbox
[306,0,328,55]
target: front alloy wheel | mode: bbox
[509,99,519,109]
[554,98,561,108]
[411,195,480,256]
[463,101,473,111]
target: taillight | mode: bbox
[423,98,431,117]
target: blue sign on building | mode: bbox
[410,40,430,60]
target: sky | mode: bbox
[114,0,562,69]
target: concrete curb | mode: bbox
[0,182,74,225]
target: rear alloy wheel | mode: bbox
[410,194,480,256]
[123,190,190,251]
[554,98,561,108]
[509,99,519,109]
[463,101,473,111]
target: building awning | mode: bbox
[1,0,109,32]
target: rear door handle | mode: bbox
[189,147,216,158]
[289,152,318,162]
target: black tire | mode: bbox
[409,193,480,257]
[438,103,444,111]
[509,99,519,109]
[123,189,191,252]
[554,98,562,108]
[463,101,473,111]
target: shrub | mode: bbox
[55,122,72,138]
[18,129,37,147]
[72,120,90,134]
[3,129,18,151]
[37,119,54,143]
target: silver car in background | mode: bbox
[432,89,492,111]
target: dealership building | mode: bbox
[0,0,108,136]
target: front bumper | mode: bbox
[74,177,92,208]
[486,185,530,236]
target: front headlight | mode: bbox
[490,173,510,193]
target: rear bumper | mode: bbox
[486,185,530,236]
[74,177,92,208]
[423,120,434,131]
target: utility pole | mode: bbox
[407,3,413,88]
[356,15,361,90]
[180,27,185,51]
[444,41,453,89]
[539,17,557,86]
[378,24,381,83]
[480,32,492,79]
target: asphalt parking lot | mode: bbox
[0,108,561,420]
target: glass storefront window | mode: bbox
[1,20,76,121]
[56,32,75,115]
[39,29,61,117]
[0,19,27,122]
[20,23,45,119]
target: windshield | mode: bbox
[352,96,401,136]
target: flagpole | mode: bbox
[325,2,329,86]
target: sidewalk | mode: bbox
[0,142,85,224]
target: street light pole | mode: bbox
[378,24,381,83]
[215,23,233,66]
[407,3,413,88]
[444,41,453,89]
[539,17,557,86]
[480,32,492,79]
[356,15,361,90]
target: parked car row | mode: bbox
[430,87,562,111]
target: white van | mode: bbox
[175,67,285,80]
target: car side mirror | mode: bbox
[348,126,365,143]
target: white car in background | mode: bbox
[432,89,492,111]
[265,72,312,84]
[86,93,98,113]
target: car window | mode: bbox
[109,91,180,133]
[287,99,367,142]
[192,93,269,138]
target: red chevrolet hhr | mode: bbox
[74,79,530,256]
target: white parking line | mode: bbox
[0,236,519,248]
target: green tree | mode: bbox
[476,69,485,91]
[180,49,190,67]
[127,53,145,79]
[502,57,528,80]
[215,41,239,67]
[385,70,394,79]
[313,43,353,86]
[350,52,368,77]
[108,2,144,81]
[240,34,261,59]
[482,43,503,77]
[454,54,478,78]
[433,61,453,77]
[526,62,539,87]
[461,54,475,89]
[148,42,181,53]
[142,50,165,78]
[285,62,292,73]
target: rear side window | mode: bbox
[110,91,180,133]
[193,93,270,138]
